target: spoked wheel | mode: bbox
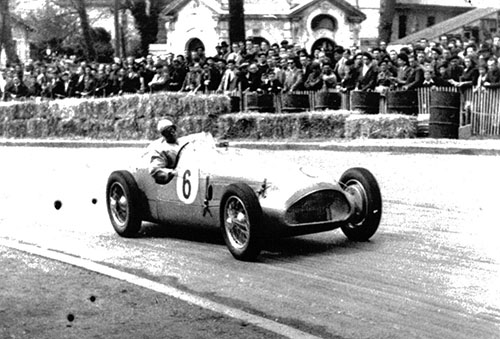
[339,167,382,241]
[106,170,142,237]
[221,183,263,261]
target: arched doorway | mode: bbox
[186,38,205,53]
[311,38,336,56]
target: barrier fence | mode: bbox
[229,87,500,137]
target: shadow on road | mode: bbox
[137,222,378,261]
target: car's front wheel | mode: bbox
[106,170,142,237]
[339,167,382,241]
[220,183,263,261]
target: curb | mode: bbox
[1,138,500,156]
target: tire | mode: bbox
[339,167,382,241]
[106,170,142,237]
[220,183,263,261]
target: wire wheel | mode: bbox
[220,183,263,261]
[224,196,251,250]
[109,182,129,228]
[106,171,142,237]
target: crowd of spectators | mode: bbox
[1,34,500,102]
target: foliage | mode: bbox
[24,3,112,62]
[123,0,171,56]
[0,0,20,64]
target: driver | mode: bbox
[148,119,181,184]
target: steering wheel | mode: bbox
[172,142,190,169]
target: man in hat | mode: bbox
[148,119,181,184]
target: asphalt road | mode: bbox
[0,146,499,339]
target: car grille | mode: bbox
[284,190,350,225]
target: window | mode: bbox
[311,15,337,31]
[427,16,435,27]
[399,15,407,38]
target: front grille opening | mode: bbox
[285,190,349,225]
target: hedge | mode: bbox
[0,92,417,140]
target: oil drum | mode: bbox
[429,91,460,138]
[350,91,380,114]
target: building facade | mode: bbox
[160,0,366,55]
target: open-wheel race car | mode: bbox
[106,133,382,261]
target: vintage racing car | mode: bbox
[106,133,382,261]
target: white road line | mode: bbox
[0,238,322,339]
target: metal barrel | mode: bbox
[281,93,310,113]
[387,90,418,115]
[245,93,274,112]
[429,91,460,139]
[230,96,241,113]
[350,91,380,114]
[314,91,341,110]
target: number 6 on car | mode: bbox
[176,167,199,204]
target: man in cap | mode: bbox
[148,119,181,184]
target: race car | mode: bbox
[106,133,382,261]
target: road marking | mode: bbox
[0,238,322,339]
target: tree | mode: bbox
[0,0,20,65]
[228,0,245,44]
[378,0,396,44]
[72,0,96,60]
[124,0,171,56]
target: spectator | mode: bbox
[283,58,304,92]
[218,59,240,93]
[450,56,478,89]
[403,53,425,90]
[243,63,262,92]
[182,62,203,92]
[339,59,358,92]
[445,55,464,81]
[261,71,282,94]
[226,42,243,64]
[52,72,75,98]
[420,69,450,88]
[356,52,378,91]
[391,53,412,89]
[256,52,270,77]
[148,65,169,92]
[473,64,488,92]
[304,61,323,91]
[321,62,338,89]
[4,75,29,100]
[167,60,186,91]
[484,57,500,88]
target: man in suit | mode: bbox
[403,53,424,90]
[4,75,29,100]
[283,58,304,92]
[356,52,378,91]
[218,59,240,93]
[52,72,75,99]
[390,53,413,89]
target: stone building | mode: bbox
[160,0,366,56]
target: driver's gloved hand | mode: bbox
[153,170,176,185]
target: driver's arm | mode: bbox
[150,150,177,185]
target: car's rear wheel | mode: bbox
[106,170,142,237]
[220,183,263,261]
[339,167,382,241]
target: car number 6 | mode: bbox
[177,167,199,204]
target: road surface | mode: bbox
[0,145,499,338]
